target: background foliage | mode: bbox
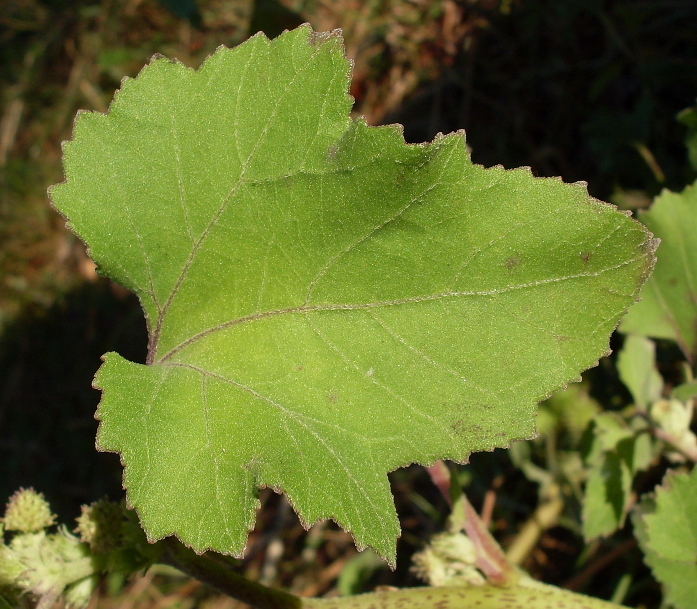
[2,1,697,607]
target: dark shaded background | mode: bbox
[1,0,696,605]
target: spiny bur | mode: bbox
[2,488,56,533]
[75,498,126,553]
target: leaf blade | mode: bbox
[51,26,655,563]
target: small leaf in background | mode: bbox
[582,445,633,540]
[581,413,652,540]
[583,413,633,460]
[617,334,663,409]
[336,549,385,597]
[537,384,600,443]
[511,385,600,504]
[678,101,697,172]
[620,181,697,364]
[633,467,697,609]
[50,25,655,563]
[672,380,697,401]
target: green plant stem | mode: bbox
[563,538,637,592]
[161,537,628,609]
[161,538,302,609]
[505,483,564,566]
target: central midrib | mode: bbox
[154,258,639,364]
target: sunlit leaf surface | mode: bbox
[50,25,654,563]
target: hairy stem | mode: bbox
[161,538,302,609]
[159,536,629,609]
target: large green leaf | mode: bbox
[620,181,697,363]
[50,25,654,563]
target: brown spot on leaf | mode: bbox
[451,420,484,436]
[505,255,523,270]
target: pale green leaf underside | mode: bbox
[50,25,654,563]
[620,181,697,362]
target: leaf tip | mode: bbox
[148,52,167,63]
[308,26,344,46]
[429,128,466,146]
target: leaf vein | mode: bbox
[150,41,331,362]
[160,256,643,362]
[171,362,386,526]
[367,310,499,402]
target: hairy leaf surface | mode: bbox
[633,468,697,609]
[50,25,654,563]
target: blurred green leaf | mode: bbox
[581,413,653,540]
[582,441,633,540]
[633,467,697,609]
[537,385,600,440]
[583,414,633,460]
[617,334,663,409]
[620,182,697,363]
[337,549,385,596]
[672,381,697,401]
[678,103,697,172]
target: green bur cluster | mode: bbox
[0,490,158,609]
[2,489,55,534]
